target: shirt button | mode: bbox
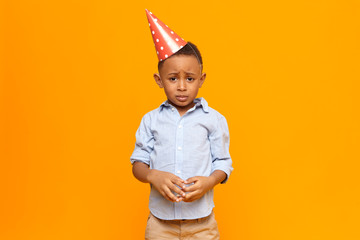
[171,107,175,111]
[177,146,182,151]
[177,170,181,174]
[178,125,182,129]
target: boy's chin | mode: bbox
[178,103,196,112]
[173,100,192,107]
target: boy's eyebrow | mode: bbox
[167,72,196,76]
[168,72,196,75]
[185,72,196,75]
[167,72,179,75]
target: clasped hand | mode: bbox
[147,169,215,203]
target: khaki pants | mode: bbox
[145,211,220,240]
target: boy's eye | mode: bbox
[169,77,177,81]
[187,78,194,82]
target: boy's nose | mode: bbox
[177,79,187,90]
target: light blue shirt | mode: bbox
[130,98,233,220]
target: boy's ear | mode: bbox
[199,72,206,88]
[153,73,163,88]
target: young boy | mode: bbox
[130,10,233,239]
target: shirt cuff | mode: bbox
[130,157,150,166]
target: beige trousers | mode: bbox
[145,211,220,240]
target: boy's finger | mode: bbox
[163,188,178,202]
[183,191,199,202]
[161,189,173,202]
[170,184,186,197]
[183,183,198,192]
[172,178,186,189]
[185,177,198,184]
[172,175,185,182]
[176,196,184,202]
[162,192,173,202]
[178,177,185,183]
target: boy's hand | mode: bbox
[182,171,227,202]
[147,169,186,202]
[182,176,216,202]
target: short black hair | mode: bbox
[158,41,203,71]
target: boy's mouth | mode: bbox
[176,96,188,102]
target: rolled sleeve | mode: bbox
[130,114,154,165]
[209,115,233,183]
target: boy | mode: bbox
[130,10,233,239]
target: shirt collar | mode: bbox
[159,97,209,113]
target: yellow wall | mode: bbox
[1,0,359,239]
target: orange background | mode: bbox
[1,0,360,239]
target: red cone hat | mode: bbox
[145,9,187,62]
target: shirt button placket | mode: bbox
[174,117,184,219]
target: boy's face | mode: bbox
[154,55,206,115]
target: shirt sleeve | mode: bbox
[209,115,233,183]
[130,113,154,165]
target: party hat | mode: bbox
[145,9,187,61]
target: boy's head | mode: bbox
[157,42,203,72]
[154,42,206,115]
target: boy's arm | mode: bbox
[131,114,187,202]
[183,114,233,202]
[132,161,187,202]
[209,115,233,183]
